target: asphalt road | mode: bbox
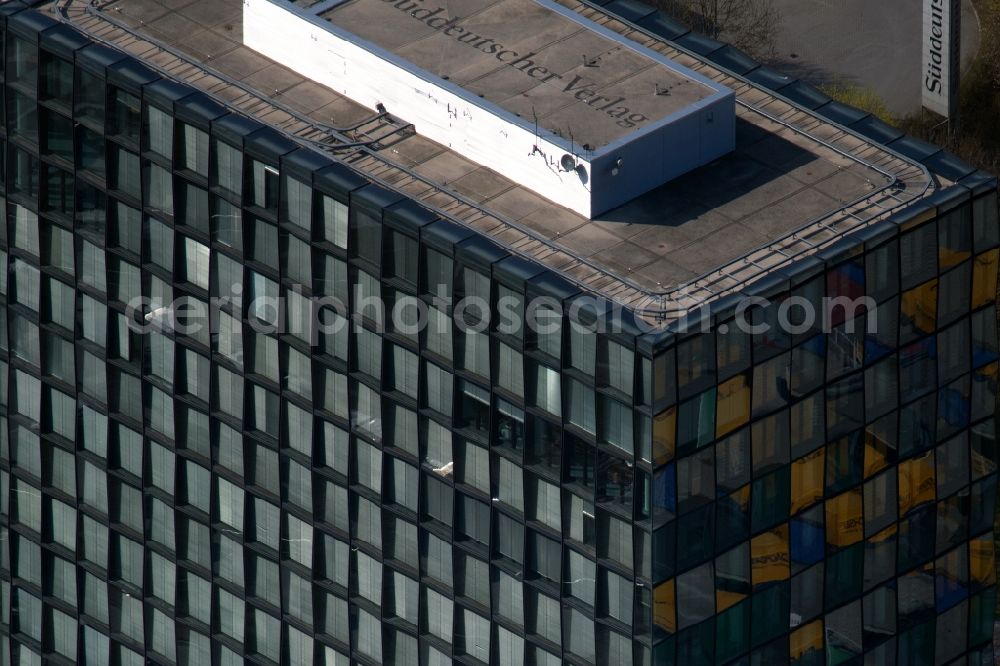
[769,0,981,116]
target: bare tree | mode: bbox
[656,0,780,60]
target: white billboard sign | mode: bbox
[922,0,961,118]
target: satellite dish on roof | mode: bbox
[560,153,576,172]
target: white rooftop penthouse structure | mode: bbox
[244,0,736,217]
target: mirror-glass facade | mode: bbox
[0,7,997,666]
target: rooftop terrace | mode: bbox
[56,0,938,321]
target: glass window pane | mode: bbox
[181,124,208,175]
[214,140,243,196]
[145,104,173,158]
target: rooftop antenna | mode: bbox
[560,128,578,172]
[531,107,541,156]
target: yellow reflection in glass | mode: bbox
[869,522,897,543]
[789,620,823,660]
[716,374,750,438]
[716,588,746,614]
[731,485,751,512]
[791,449,824,515]
[970,534,996,586]
[653,579,676,634]
[900,209,936,231]
[972,249,999,309]
[751,524,789,588]
[898,451,935,517]
[825,489,863,547]
[652,406,676,466]
[940,238,971,270]
[900,279,938,335]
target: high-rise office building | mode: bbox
[0,0,997,665]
